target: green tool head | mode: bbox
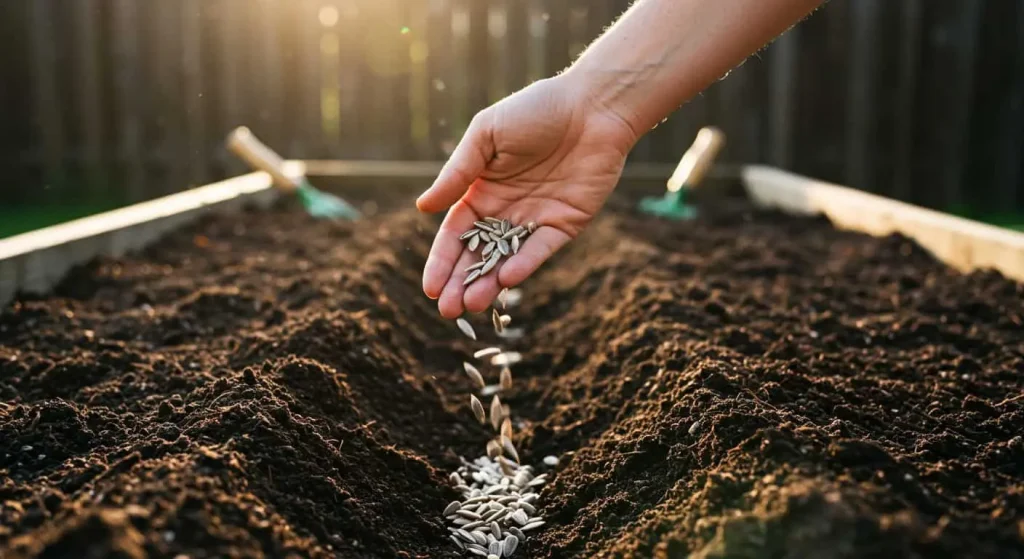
[638,126,725,221]
[297,181,362,220]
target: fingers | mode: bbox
[497,226,572,288]
[416,113,495,214]
[423,202,479,300]
[437,249,479,319]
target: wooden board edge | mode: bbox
[741,165,1024,283]
[0,169,289,306]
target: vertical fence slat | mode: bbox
[153,1,185,194]
[182,0,207,187]
[845,0,882,192]
[543,0,569,77]
[767,29,798,169]
[28,0,64,193]
[428,0,454,159]
[892,0,923,203]
[111,0,145,202]
[73,0,104,199]
[467,0,490,114]
[504,0,529,92]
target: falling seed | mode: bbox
[496,327,524,340]
[491,352,522,366]
[444,501,461,516]
[464,362,486,389]
[500,368,512,391]
[480,384,502,397]
[492,309,504,333]
[464,269,482,286]
[482,241,496,257]
[474,347,502,359]
[460,229,479,241]
[486,439,502,459]
[498,288,509,309]
[468,234,481,251]
[511,235,520,255]
[497,239,510,256]
[501,417,512,440]
[498,456,515,475]
[543,455,559,467]
[470,395,486,424]
[457,318,477,340]
[500,435,520,463]
[480,251,500,275]
[490,396,503,431]
[466,260,487,273]
[499,315,511,327]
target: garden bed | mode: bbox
[1,182,1023,558]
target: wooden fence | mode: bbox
[0,0,1022,214]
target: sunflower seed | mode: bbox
[482,241,496,257]
[464,269,482,286]
[527,221,538,233]
[480,251,500,275]
[496,327,524,340]
[498,288,509,309]
[498,456,516,476]
[527,474,547,487]
[463,520,485,530]
[475,220,497,231]
[511,235,520,254]
[472,531,488,546]
[497,239,510,256]
[470,395,486,424]
[450,535,466,550]
[489,540,502,555]
[500,219,510,234]
[522,520,545,531]
[492,308,504,334]
[490,396,503,431]
[490,521,502,540]
[487,555,500,559]
[502,534,519,556]
[508,526,526,541]
[466,544,488,556]
[468,234,481,251]
[486,439,502,459]
[480,384,502,397]
[457,318,477,340]
[457,529,475,542]
[511,509,529,525]
[519,501,536,515]
[460,229,479,241]
[543,455,559,467]
[444,501,461,516]
[516,229,529,239]
[450,472,464,485]
[491,352,522,366]
[501,419,513,442]
[500,368,512,391]
[499,314,511,327]
[484,217,503,226]
[501,435,520,464]
[504,225,524,239]
[474,347,502,359]
[457,509,483,520]
[464,362,486,389]
[466,260,487,273]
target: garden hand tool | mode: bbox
[639,126,725,220]
[226,126,360,220]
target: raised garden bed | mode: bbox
[1,168,1023,558]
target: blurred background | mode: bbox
[0,0,1022,238]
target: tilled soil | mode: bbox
[1,189,1023,559]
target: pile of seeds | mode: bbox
[446,241,555,557]
[459,218,538,286]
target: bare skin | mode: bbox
[417,0,824,318]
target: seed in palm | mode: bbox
[458,217,538,287]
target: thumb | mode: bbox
[417,112,495,213]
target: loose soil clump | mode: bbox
[1,188,1022,558]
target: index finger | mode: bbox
[422,200,480,299]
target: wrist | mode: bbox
[557,66,644,151]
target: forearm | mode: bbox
[564,0,823,141]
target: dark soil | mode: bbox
[1,187,1023,559]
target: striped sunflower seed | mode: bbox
[511,509,529,525]
[499,315,511,327]
[480,251,500,275]
[508,526,526,541]
[484,217,502,226]
[500,219,510,234]
[491,352,522,366]
[472,531,488,546]
[502,534,519,556]
[501,417,512,440]
[470,395,486,424]
[468,234,481,251]
[457,529,475,542]
[464,269,482,286]
[487,555,499,559]
[498,288,509,309]
[444,501,461,516]
[497,238,510,256]
[479,231,492,243]
[480,384,502,397]
[500,368,512,391]
[465,260,487,273]
[486,439,502,459]
[481,241,496,258]
[460,229,479,241]
[504,225,524,239]
[498,455,515,476]
[457,509,482,520]
[511,235,520,254]
[475,220,497,231]
[522,520,545,531]
[527,221,538,233]
[457,318,477,340]
[492,309,504,334]
[466,544,488,556]
[450,535,466,550]
[490,395,503,431]
[474,347,502,359]
[464,362,486,389]
[489,540,502,555]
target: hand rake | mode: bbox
[638,126,725,220]
[226,126,361,220]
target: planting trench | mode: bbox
[1,186,1023,558]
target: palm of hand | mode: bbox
[418,77,635,318]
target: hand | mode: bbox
[416,74,638,318]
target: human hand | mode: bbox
[416,74,638,318]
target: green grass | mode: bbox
[945,205,1024,232]
[0,203,126,240]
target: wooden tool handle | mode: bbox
[226,126,300,191]
[667,126,726,192]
